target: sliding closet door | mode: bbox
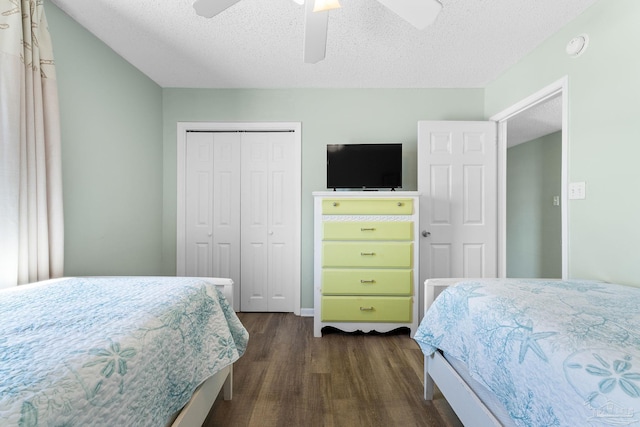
[240,132,297,312]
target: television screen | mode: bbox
[327,143,402,190]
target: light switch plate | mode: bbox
[569,182,586,200]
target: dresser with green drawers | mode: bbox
[313,192,420,337]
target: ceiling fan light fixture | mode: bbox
[313,0,341,13]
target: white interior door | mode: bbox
[418,121,497,295]
[241,132,297,312]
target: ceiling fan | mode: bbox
[192,0,442,63]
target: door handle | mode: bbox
[422,230,431,237]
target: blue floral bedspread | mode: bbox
[0,277,249,426]
[414,279,640,427]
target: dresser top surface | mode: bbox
[313,191,420,198]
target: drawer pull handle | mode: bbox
[332,202,338,207]
[397,202,403,207]
[360,279,376,284]
[360,306,375,311]
[360,252,376,256]
[360,227,376,231]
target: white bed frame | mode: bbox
[164,277,236,427]
[422,279,502,426]
[424,352,501,426]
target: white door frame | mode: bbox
[490,77,569,279]
[176,121,302,315]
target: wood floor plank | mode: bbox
[204,313,463,427]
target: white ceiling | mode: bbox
[50,0,599,89]
[507,94,563,147]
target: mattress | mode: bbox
[0,276,249,426]
[415,278,640,427]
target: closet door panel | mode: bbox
[212,134,241,304]
[241,134,270,311]
[241,132,296,312]
[184,132,241,303]
[266,132,297,312]
[185,132,215,277]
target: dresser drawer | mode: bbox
[323,221,413,241]
[322,242,413,268]
[321,296,412,322]
[322,198,413,215]
[322,269,412,295]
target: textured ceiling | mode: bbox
[507,94,563,148]
[50,0,599,89]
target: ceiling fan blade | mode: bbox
[193,0,242,18]
[376,0,442,30]
[303,0,329,63]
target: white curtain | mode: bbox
[0,0,64,288]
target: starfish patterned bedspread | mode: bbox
[0,277,249,426]
[414,279,640,427]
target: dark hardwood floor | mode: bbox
[204,313,463,427]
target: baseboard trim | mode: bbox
[300,308,315,317]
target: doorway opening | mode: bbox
[491,77,569,279]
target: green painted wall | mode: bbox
[485,0,640,286]
[45,1,484,308]
[46,0,638,308]
[507,132,562,278]
[46,2,164,276]
[161,89,485,307]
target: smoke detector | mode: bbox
[566,34,589,58]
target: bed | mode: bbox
[0,276,249,427]
[414,278,640,427]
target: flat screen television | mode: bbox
[327,143,402,190]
